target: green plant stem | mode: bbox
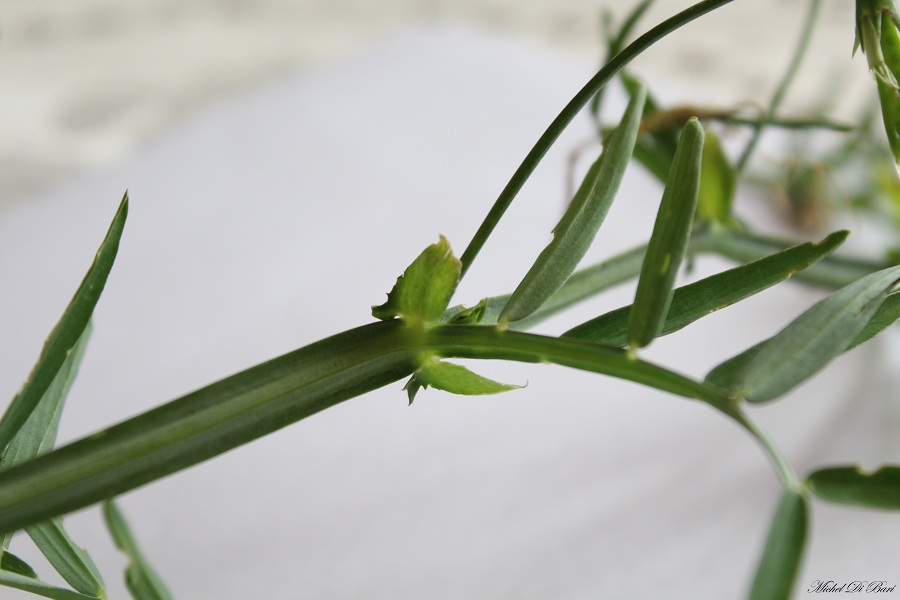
[736,0,822,173]
[458,0,739,278]
[734,410,800,488]
[0,321,732,535]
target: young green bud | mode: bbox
[856,0,900,173]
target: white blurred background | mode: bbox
[0,0,868,208]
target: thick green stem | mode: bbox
[0,321,732,535]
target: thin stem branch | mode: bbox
[734,410,801,488]
[458,0,740,278]
[736,0,822,173]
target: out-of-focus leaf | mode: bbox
[696,228,892,289]
[499,84,646,324]
[1,550,38,579]
[707,265,900,402]
[696,126,736,223]
[0,194,127,452]
[807,465,900,509]
[103,501,172,600]
[27,521,105,598]
[403,357,522,404]
[566,231,847,344]
[628,118,704,348]
[372,236,461,325]
[0,569,98,600]
[846,290,900,350]
[748,488,808,600]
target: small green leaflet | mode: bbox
[748,488,809,600]
[707,264,900,402]
[103,501,173,600]
[628,118,704,349]
[498,83,646,324]
[372,236,461,325]
[565,231,848,344]
[807,465,900,509]
[403,357,522,404]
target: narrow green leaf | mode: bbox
[748,488,808,600]
[0,194,128,452]
[706,293,899,390]
[0,570,99,600]
[1,550,38,579]
[1,326,91,551]
[403,357,522,404]
[0,327,105,596]
[27,521,105,598]
[103,501,172,600]
[372,236,461,325]
[693,228,891,289]
[1,326,90,470]
[499,84,646,324]
[846,289,900,350]
[705,342,762,392]
[628,118,705,348]
[565,231,848,344]
[0,321,734,534]
[696,126,736,223]
[807,465,900,509]
[711,265,900,402]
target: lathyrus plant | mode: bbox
[0,1,899,599]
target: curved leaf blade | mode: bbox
[807,465,900,509]
[27,521,105,598]
[0,328,105,596]
[716,265,900,402]
[104,501,172,600]
[846,290,900,350]
[0,570,99,600]
[628,118,704,348]
[566,231,848,344]
[748,488,808,600]
[499,84,646,324]
[0,194,128,452]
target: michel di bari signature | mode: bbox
[808,581,896,593]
